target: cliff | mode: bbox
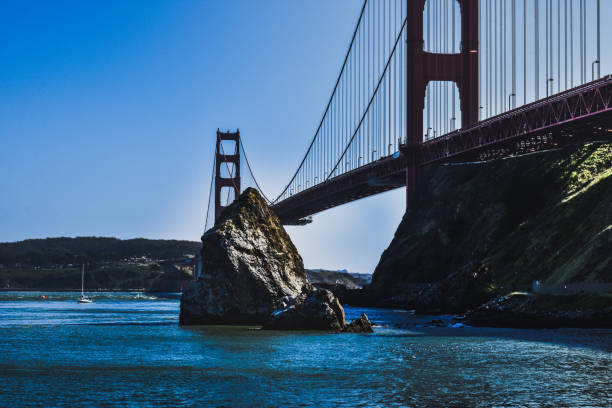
[371,142,612,314]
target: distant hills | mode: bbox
[0,237,201,291]
[306,269,372,289]
[0,237,201,268]
[0,237,370,292]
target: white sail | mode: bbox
[78,263,92,303]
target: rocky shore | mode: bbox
[363,143,612,328]
[464,292,612,329]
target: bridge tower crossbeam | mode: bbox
[404,0,479,202]
[214,130,241,221]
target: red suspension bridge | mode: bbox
[206,0,611,228]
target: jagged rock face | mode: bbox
[180,188,311,325]
[371,143,612,313]
[263,288,346,331]
[344,312,373,333]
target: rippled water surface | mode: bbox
[0,292,610,407]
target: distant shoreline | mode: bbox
[0,288,184,293]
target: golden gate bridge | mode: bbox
[204,0,610,228]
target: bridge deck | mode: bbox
[272,77,612,224]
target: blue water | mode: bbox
[0,292,610,407]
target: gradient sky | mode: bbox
[1,1,610,274]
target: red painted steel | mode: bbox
[215,130,241,221]
[420,76,612,164]
[405,0,479,203]
[272,77,612,224]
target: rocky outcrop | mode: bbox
[180,188,311,325]
[465,292,612,329]
[179,187,375,333]
[344,312,373,333]
[263,288,346,331]
[263,289,374,332]
[370,143,612,314]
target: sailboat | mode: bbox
[77,264,93,304]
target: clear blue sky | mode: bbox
[1,1,610,273]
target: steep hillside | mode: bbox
[0,237,200,267]
[0,237,200,290]
[371,142,612,313]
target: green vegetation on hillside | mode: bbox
[371,142,612,313]
[0,237,200,290]
[0,237,200,267]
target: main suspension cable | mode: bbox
[239,137,273,204]
[203,149,216,231]
[327,17,408,181]
[271,0,369,204]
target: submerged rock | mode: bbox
[180,188,311,325]
[263,288,346,331]
[343,312,373,333]
[263,289,374,333]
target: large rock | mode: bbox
[344,312,374,333]
[179,188,311,325]
[263,288,346,331]
[263,289,374,332]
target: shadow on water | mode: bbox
[179,306,612,353]
[406,325,612,353]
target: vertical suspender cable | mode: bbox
[453,0,456,127]
[535,0,539,100]
[488,0,492,117]
[485,0,488,118]
[597,0,601,78]
[495,0,498,114]
[444,0,448,134]
[583,0,586,83]
[524,0,527,105]
[368,3,371,160]
[544,0,551,97]
[557,0,560,92]
[549,0,552,95]
[439,0,442,134]
[361,16,364,160]
[393,1,404,148]
[579,0,583,84]
[503,0,506,111]
[570,0,573,87]
[565,0,568,90]
[479,0,482,120]
[584,0,587,83]
[426,1,430,137]
[434,0,437,135]
[512,0,516,108]
[550,0,553,93]
[378,0,382,158]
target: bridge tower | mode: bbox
[215,130,241,221]
[404,0,479,202]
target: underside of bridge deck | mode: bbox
[272,77,612,225]
[272,155,408,225]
